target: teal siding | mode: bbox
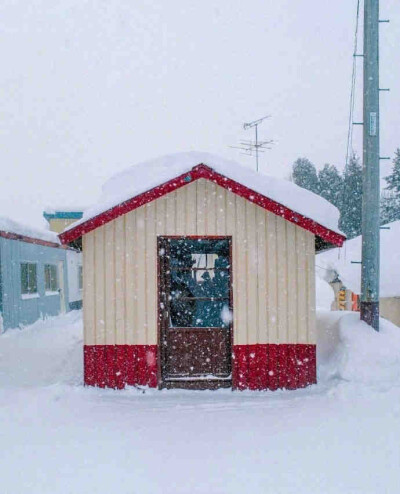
[0,236,69,331]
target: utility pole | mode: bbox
[360,0,380,330]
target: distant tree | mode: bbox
[381,149,400,224]
[318,163,343,210]
[380,191,399,225]
[291,158,320,195]
[339,153,363,239]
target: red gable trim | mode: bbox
[59,164,345,247]
[0,230,69,249]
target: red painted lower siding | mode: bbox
[232,344,316,391]
[84,343,316,390]
[84,345,158,389]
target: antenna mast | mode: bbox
[230,115,273,172]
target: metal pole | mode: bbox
[360,0,380,330]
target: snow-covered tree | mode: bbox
[339,154,363,239]
[381,149,400,224]
[318,163,343,210]
[291,158,319,195]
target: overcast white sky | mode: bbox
[1,0,399,229]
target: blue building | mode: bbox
[0,218,72,332]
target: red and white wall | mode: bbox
[82,179,316,390]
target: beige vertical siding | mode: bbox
[83,179,316,346]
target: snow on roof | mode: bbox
[63,152,343,239]
[317,220,400,297]
[43,206,86,214]
[0,216,60,244]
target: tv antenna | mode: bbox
[230,115,273,172]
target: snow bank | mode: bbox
[0,311,83,388]
[315,276,335,310]
[317,311,400,387]
[65,151,342,235]
[1,312,399,493]
[317,219,400,297]
[0,215,59,243]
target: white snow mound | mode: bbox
[318,311,400,387]
[0,215,59,243]
[65,151,343,236]
[317,219,400,297]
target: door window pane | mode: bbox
[44,264,58,292]
[166,238,231,328]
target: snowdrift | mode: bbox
[317,311,400,388]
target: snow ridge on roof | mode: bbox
[0,216,60,244]
[317,220,400,297]
[65,151,343,236]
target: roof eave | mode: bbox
[59,164,346,247]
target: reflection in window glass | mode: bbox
[167,239,231,328]
[44,264,58,292]
[21,263,38,295]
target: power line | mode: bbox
[345,0,361,172]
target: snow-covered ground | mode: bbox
[1,311,399,494]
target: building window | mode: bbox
[78,265,83,290]
[21,263,38,295]
[44,264,58,292]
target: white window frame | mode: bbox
[44,263,59,295]
[20,262,38,298]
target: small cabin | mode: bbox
[60,152,345,390]
[0,217,71,331]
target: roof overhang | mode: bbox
[59,164,345,249]
[0,230,69,249]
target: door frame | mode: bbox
[157,235,233,390]
[58,260,66,314]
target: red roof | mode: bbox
[59,164,345,247]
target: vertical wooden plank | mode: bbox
[256,208,267,344]
[155,196,167,236]
[145,202,157,345]
[276,216,288,344]
[125,211,136,345]
[165,191,176,234]
[196,179,206,235]
[235,195,247,345]
[205,180,216,234]
[257,344,268,390]
[135,206,147,345]
[267,344,279,390]
[176,187,186,235]
[94,346,106,388]
[296,228,308,344]
[306,232,316,344]
[94,226,106,345]
[216,186,227,235]
[115,345,127,389]
[286,222,297,344]
[266,212,278,343]
[278,344,289,389]
[225,189,236,347]
[245,201,258,345]
[115,216,126,345]
[105,221,116,345]
[83,233,96,345]
[185,182,197,235]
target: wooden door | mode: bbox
[158,237,232,389]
